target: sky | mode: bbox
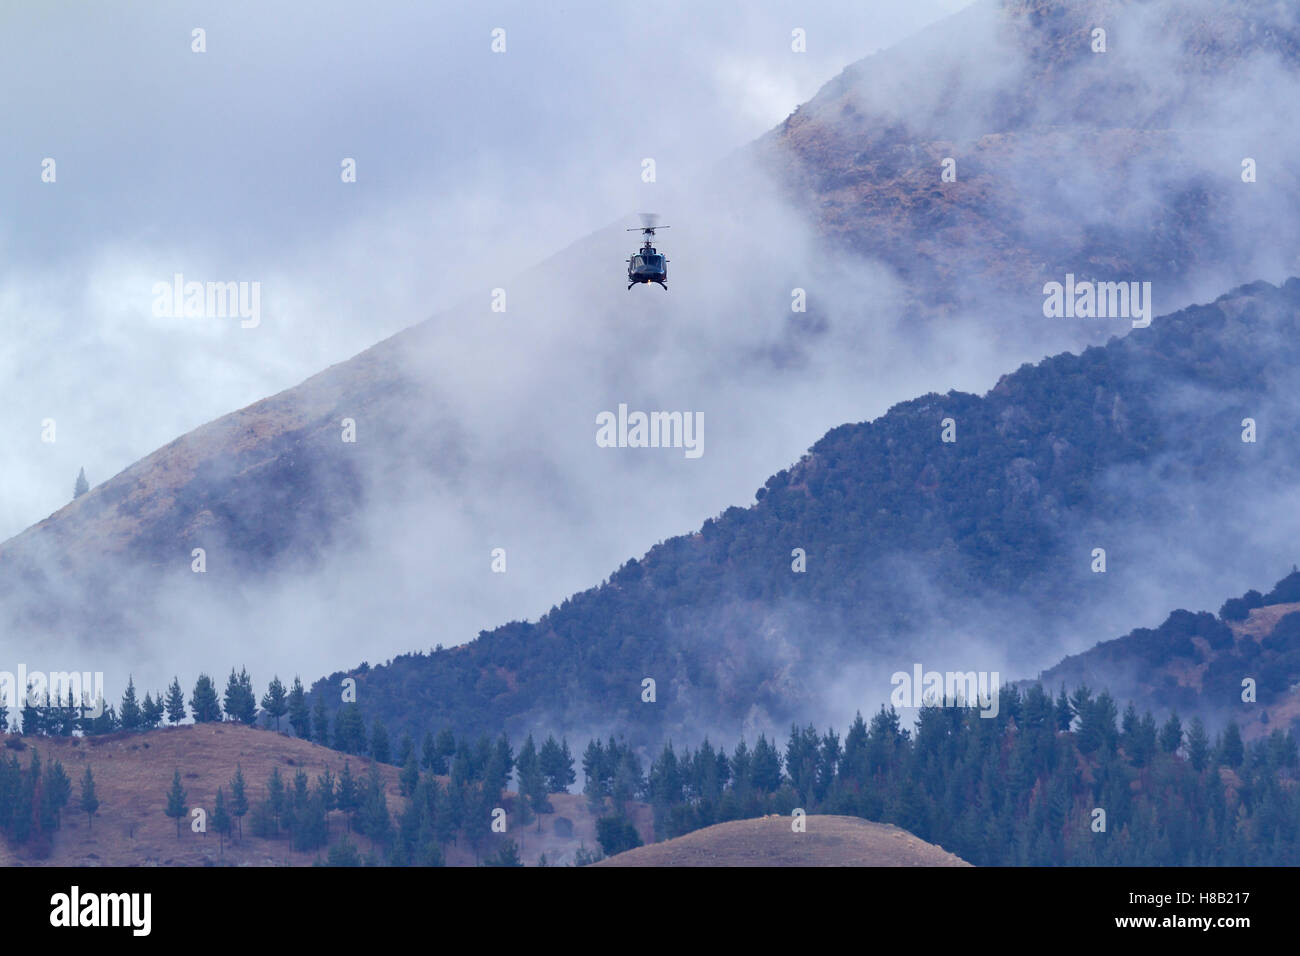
[0,0,974,542]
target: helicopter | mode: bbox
[626,214,670,290]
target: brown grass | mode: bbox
[594,814,971,867]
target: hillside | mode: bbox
[759,0,1300,327]
[594,814,970,867]
[1034,570,1300,739]
[0,724,645,867]
[320,277,1300,745]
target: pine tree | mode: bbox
[312,694,331,746]
[120,676,141,731]
[337,761,360,832]
[222,668,256,724]
[261,675,288,731]
[1187,717,1211,772]
[42,760,71,829]
[517,734,550,823]
[400,754,420,798]
[333,705,367,755]
[1219,722,1245,768]
[74,467,89,499]
[141,691,164,729]
[370,719,391,764]
[433,727,456,774]
[189,674,221,723]
[165,770,187,838]
[230,765,249,840]
[164,677,186,725]
[539,734,575,793]
[79,766,99,830]
[20,683,42,736]
[212,786,231,855]
[236,667,257,724]
[287,677,310,738]
[266,767,286,830]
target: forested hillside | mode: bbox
[316,279,1300,745]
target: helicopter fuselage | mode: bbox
[627,246,668,289]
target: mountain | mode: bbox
[758,0,1300,327]
[4,0,1300,712]
[1033,569,1300,739]
[318,278,1300,746]
[593,814,970,867]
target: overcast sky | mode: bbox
[0,0,973,542]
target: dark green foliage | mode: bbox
[312,693,330,745]
[333,705,367,755]
[370,719,391,765]
[141,691,164,729]
[164,678,186,725]
[213,787,231,852]
[539,735,576,793]
[222,668,257,725]
[230,766,249,839]
[164,770,187,838]
[261,676,288,731]
[1220,590,1265,622]
[597,695,1300,866]
[119,676,141,731]
[287,677,310,738]
[79,767,99,829]
[324,837,362,866]
[482,840,523,866]
[595,815,642,857]
[189,674,221,723]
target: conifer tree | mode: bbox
[370,719,391,764]
[539,735,575,793]
[261,675,288,731]
[1218,721,1245,768]
[230,765,249,840]
[20,683,42,736]
[266,767,286,829]
[189,674,221,723]
[337,761,360,832]
[433,727,456,774]
[1164,712,1185,759]
[79,766,99,830]
[141,691,164,729]
[120,676,141,731]
[164,677,186,725]
[165,770,187,838]
[287,677,310,738]
[333,705,367,755]
[74,467,89,499]
[400,754,420,798]
[213,786,231,855]
[312,694,331,746]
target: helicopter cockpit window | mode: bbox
[632,256,644,269]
